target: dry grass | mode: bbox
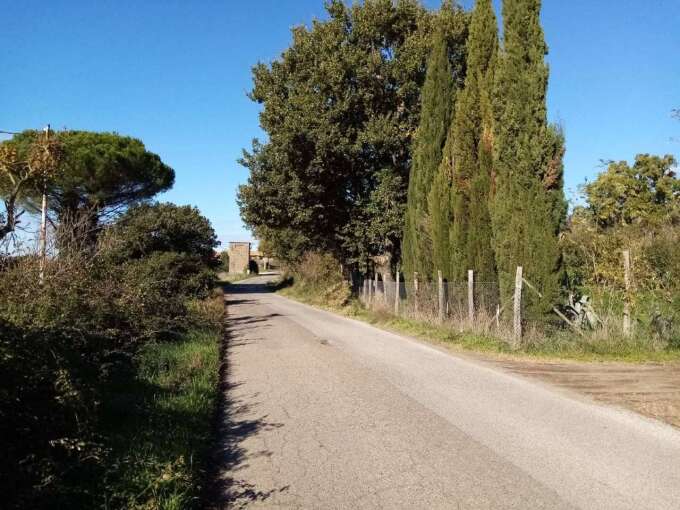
[282,283,680,363]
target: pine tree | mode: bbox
[491,0,567,316]
[402,28,456,280]
[447,0,498,282]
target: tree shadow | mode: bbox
[220,282,275,295]
[204,324,288,509]
[225,314,282,327]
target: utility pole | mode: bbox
[39,124,50,283]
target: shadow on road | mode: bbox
[223,283,274,294]
[204,305,288,509]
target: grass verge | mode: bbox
[101,328,221,510]
[280,287,680,363]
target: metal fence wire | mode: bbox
[356,275,503,332]
[350,253,680,344]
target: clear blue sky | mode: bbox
[2,0,678,247]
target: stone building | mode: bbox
[228,242,251,274]
[251,250,278,271]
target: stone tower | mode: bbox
[228,242,251,274]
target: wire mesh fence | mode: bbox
[353,270,615,344]
[350,258,680,348]
[347,247,680,347]
[357,274,507,336]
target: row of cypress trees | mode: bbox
[402,0,566,316]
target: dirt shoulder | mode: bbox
[406,332,680,430]
[278,289,680,430]
[491,357,680,429]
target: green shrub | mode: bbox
[0,207,222,508]
[0,320,112,509]
[104,203,219,270]
[219,250,229,271]
[286,252,351,307]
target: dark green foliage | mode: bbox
[108,203,219,266]
[238,1,468,269]
[446,0,498,282]
[107,202,220,301]
[237,141,313,263]
[491,0,567,315]
[220,250,230,270]
[8,130,174,226]
[402,27,457,279]
[428,148,454,278]
[118,252,211,332]
[341,169,407,272]
[0,319,113,509]
[466,144,496,281]
[0,204,221,508]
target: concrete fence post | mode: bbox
[383,273,389,306]
[468,269,474,325]
[394,268,400,316]
[374,272,380,306]
[513,266,523,342]
[438,270,444,324]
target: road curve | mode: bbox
[212,276,680,509]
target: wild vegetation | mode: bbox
[433,0,498,283]
[2,0,676,504]
[402,26,457,280]
[562,154,680,347]
[0,131,223,509]
[239,0,679,353]
[279,252,352,309]
[238,0,468,267]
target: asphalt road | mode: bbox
[213,276,680,509]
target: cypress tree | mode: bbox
[447,0,498,282]
[429,131,455,280]
[402,28,455,280]
[491,0,567,316]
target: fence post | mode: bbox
[394,267,400,316]
[468,269,474,325]
[368,275,373,306]
[438,270,444,324]
[383,272,389,306]
[414,272,419,313]
[623,250,631,337]
[374,272,380,305]
[513,266,523,342]
[363,278,368,304]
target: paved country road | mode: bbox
[211,276,680,509]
